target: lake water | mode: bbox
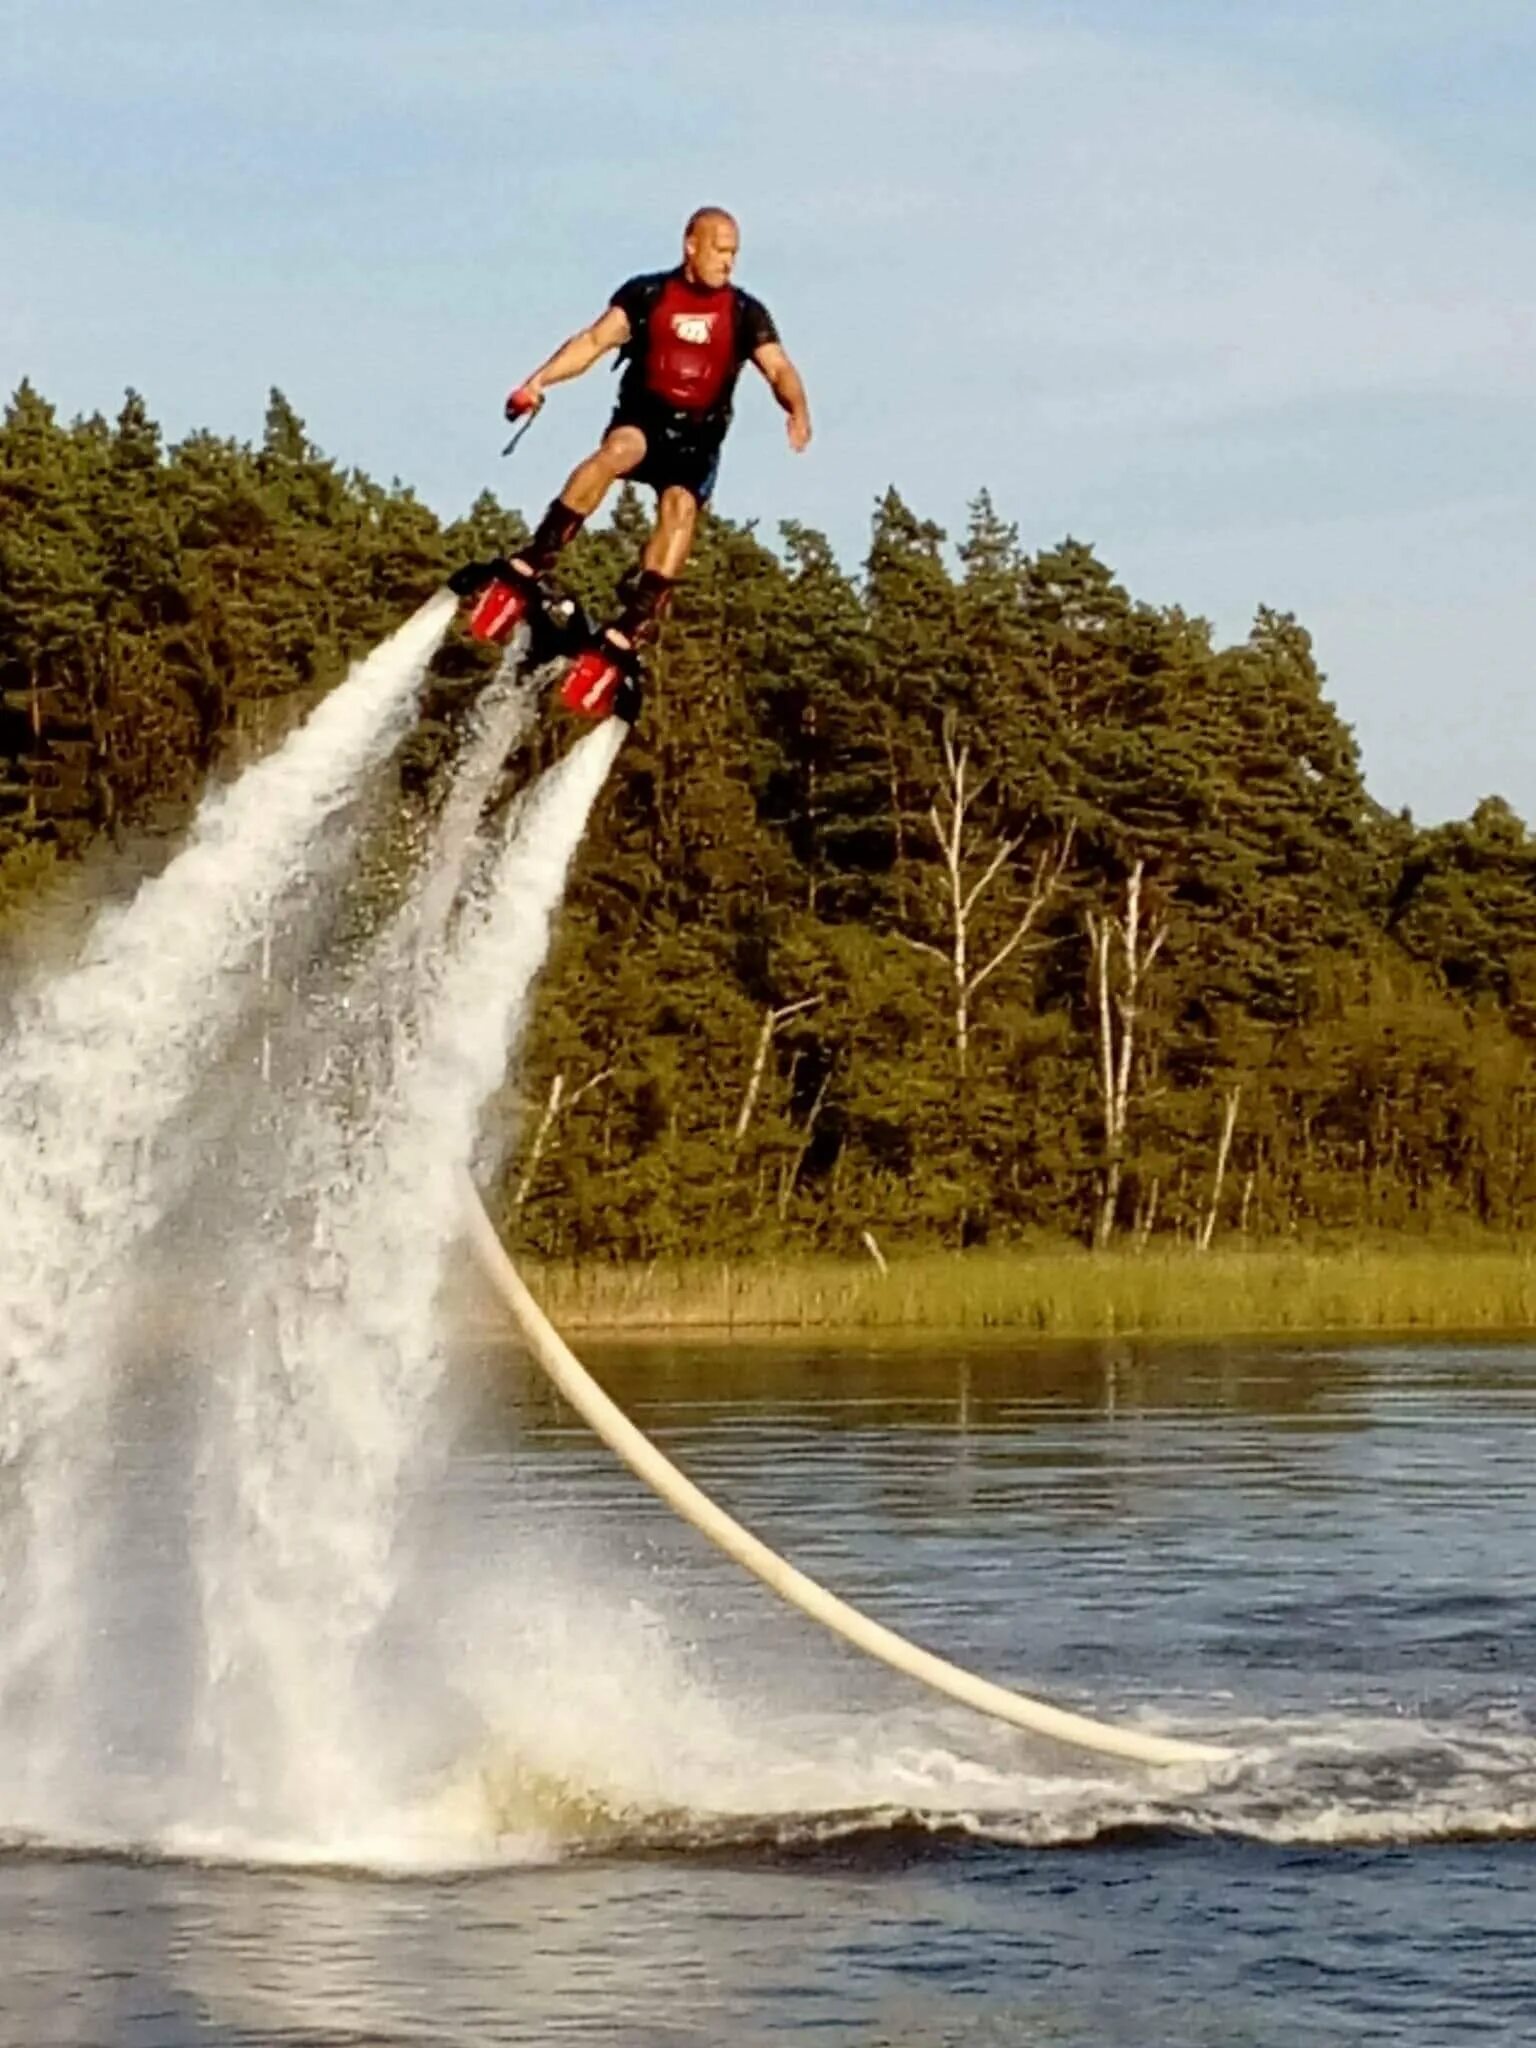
[1,1333,1532,2045]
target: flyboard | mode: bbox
[460,1170,1230,1770]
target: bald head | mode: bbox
[685,205,737,239]
[682,207,740,290]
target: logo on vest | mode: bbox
[672,314,716,345]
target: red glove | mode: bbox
[504,384,542,421]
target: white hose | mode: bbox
[461,1172,1230,1769]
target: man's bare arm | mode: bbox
[521,305,632,400]
[753,341,812,451]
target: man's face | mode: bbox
[685,215,739,289]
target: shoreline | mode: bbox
[489,1242,1536,1340]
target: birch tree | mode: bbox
[1085,860,1168,1249]
[514,1066,612,1211]
[899,723,1073,1077]
[732,996,822,1146]
[1197,1084,1242,1252]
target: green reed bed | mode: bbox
[518,1243,1536,1337]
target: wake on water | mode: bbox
[0,606,1532,1872]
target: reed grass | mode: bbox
[517,1242,1536,1338]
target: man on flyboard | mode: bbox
[451,207,812,722]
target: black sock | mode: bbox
[616,569,676,645]
[523,499,586,573]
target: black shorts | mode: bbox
[606,393,726,504]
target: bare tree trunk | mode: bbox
[1238,1168,1255,1236]
[1133,1176,1160,1251]
[1198,1086,1242,1252]
[738,1006,780,1146]
[514,1067,611,1211]
[514,1073,565,1212]
[1086,861,1167,1251]
[899,721,1072,1077]
[732,996,821,1145]
[1087,912,1119,1249]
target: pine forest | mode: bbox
[6,381,1536,1268]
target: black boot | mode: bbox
[448,500,587,600]
[612,659,644,726]
[615,568,677,645]
[446,558,501,597]
[523,498,588,575]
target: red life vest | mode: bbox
[641,276,740,414]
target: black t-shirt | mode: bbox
[610,269,778,426]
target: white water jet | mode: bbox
[188,714,623,1842]
[412,645,542,966]
[0,594,455,1821]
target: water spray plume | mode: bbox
[0,595,453,1824]
[187,710,623,1841]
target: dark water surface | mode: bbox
[3,1334,1533,2045]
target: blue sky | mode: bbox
[5,0,1534,823]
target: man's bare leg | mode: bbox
[517,426,647,572]
[643,486,699,580]
[556,426,647,519]
[605,485,699,650]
